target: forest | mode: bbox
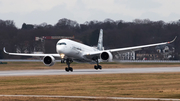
[0,18,180,59]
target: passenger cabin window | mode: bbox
[57,43,66,45]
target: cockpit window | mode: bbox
[57,43,66,45]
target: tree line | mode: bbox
[0,18,180,59]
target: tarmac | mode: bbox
[0,67,180,76]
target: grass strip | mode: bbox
[0,73,180,99]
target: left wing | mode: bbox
[84,37,177,59]
[3,47,60,57]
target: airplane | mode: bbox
[3,29,176,72]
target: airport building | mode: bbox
[113,45,175,60]
[135,44,175,60]
[113,51,136,60]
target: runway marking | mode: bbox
[0,95,179,101]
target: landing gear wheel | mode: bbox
[65,67,69,72]
[69,67,73,72]
[65,58,73,72]
[93,57,102,70]
[94,65,98,70]
[94,65,102,70]
[98,65,102,69]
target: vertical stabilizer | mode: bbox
[97,29,104,50]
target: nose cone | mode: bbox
[56,39,69,54]
[56,44,65,54]
[56,39,73,56]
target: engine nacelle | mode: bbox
[100,51,113,62]
[43,55,55,66]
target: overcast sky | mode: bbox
[0,0,180,28]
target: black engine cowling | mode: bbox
[43,55,55,66]
[100,51,113,62]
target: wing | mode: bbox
[84,36,177,59]
[3,47,60,57]
[110,36,177,53]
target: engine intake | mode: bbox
[101,52,109,60]
[100,51,113,62]
[43,55,55,66]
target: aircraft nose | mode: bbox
[56,45,66,53]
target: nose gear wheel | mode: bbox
[93,57,102,70]
[65,58,73,72]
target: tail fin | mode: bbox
[97,29,104,50]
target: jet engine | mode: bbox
[100,51,113,62]
[43,55,55,66]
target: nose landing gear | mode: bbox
[65,58,73,72]
[93,57,102,70]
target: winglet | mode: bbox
[168,36,177,43]
[3,47,9,54]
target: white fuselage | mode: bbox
[56,39,99,63]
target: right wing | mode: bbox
[84,36,177,59]
[109,36,177,53]
[3,47,60,57]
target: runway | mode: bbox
[0,95,179,101]
[0,67,180,76]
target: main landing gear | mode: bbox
[93,58,102,70]
[94,65,102,70]
[65,58,73,72]
[63,58,102,72]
